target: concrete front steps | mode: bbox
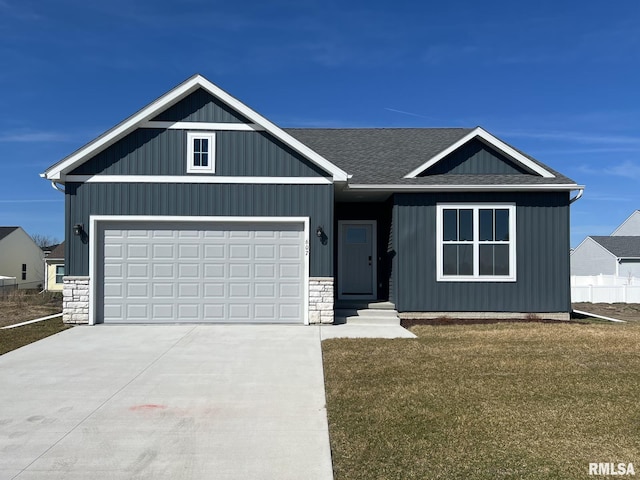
[334,301,400,325]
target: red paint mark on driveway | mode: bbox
[129,404,167,411]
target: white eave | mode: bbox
[403,127,556,179]
[347,183,584,192]
[42,74,349,183]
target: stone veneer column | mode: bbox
[308,277,334,324]
[62,276,90,324]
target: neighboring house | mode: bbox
[571,211,640,278]
[41,74,583,325]
[611,210,640,236]
[571,236,640,278]
[0,227,45,289]
[44,242,65,292]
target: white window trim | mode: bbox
[436,203,517,282]
[55,265,65,284]
[186,132,215,174]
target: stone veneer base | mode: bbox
[61,276,336,325]
[62,276,90,324]
[308,277,334,324]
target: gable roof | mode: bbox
[42,74,349,183]
[286,128,578,189]
[611,210,640,236]
[46,242,65,260]
[590,236,640,258]
[0,227,19,242]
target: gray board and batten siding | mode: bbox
[419,138,532,176]
[570,237,617,276]
[69,129,329,177]
[392,191,571,313]
[65,183,333,278]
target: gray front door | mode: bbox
[338,221,376,299]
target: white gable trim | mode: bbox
[403,127,556,179]
[42,75,349,182]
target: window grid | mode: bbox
[187,132,215,173]
[55,265,65,284]
[438,204,516,282]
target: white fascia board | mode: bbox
[65,175,332,185]
[44,74,349,182]
[347,183,584,192]
[44,76,204,181]
[193,76,348,181]
[404,127,556,179]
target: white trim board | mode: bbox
[65,175,332,185]
[404,127,556,179]
[42,74,349,182]
[88,215,310,326]
[347,183,583,192]
[141,121,264,131]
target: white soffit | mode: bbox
[403,127,556,179]
[42,75,349,182]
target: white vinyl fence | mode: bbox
[571,275,640,303]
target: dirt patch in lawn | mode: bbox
[572,302,640,322]
[0,291,63,328]
[0,316,70,355]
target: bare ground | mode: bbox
[0,291,63,328]
[572,302,640,322]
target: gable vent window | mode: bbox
[186,132,215,174]
[436,203,516,282]
[22,263,27,281]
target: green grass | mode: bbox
[322,322,640,480]
[0,317,70,355]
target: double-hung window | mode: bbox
[186,132,215,173]
[437,204,516,281]
[55,265,65,284]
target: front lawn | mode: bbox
[0,290,63,328]
[0,316,70,355]
[322,322,640,479]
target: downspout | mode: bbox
[570,188,584,204]
[50,181,65,193]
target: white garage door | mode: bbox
[99,221,306,324]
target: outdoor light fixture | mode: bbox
[316,226,324,238]
[73,224,84,236]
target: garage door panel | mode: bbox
[101,221,305,324]
[127,283,148,297]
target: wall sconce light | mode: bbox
[316,225,324,238]
[73,224,84,236]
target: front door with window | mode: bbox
[338,221,377,299]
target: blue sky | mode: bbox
[1,0,639,247]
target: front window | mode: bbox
[437,204,516,281]
[186,132,215,173]
[22,263,27,281]
[55,265,65,284]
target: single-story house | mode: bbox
[44,242,65,292]
[41,74,583,325]
[571,236,640,278]
[0,227,45,290]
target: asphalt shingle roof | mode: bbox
[0,227,18,242]
[591,236,640,257]
[284,128,577,185]
[47,243,65,260]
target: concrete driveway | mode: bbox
[0,325,333,480]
